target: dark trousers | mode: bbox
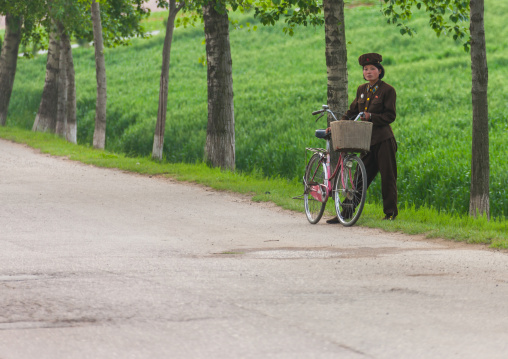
[361,137,398,216]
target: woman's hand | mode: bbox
[361,112,371,121]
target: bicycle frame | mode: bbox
[305,108,363,204]
[306,145,354,203]
[302,105,368,226]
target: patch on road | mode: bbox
[213,246,435,259]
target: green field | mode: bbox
[3,0,508,219]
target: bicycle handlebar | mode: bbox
[312,104,365,123]
[352,112,364,122]
[311,105,338,122]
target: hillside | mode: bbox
[5,0,508,218]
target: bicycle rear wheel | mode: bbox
[334,154,367,226]
[304,153,328,224]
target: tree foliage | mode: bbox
[162,0,323,36]
[72,0,151,47]
[0,0,151,57]
[382,0,470,50]
[253,0,323,36]
[0,0,47,55]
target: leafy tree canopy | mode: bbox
[253,0,323,35]
[74,0,151,47]
[1,0,150,55]
[0,0,47,50]
[382,0,470,51]
[161,0,324,36]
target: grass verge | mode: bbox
[1,126,507,249]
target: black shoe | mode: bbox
[383,213,397,221]
[340,210,353,220]
[326,216,340,224]
[340,202,354,220]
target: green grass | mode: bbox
[2,0,508,221]
[1,126,507,248]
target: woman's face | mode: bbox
[363,65,381,82]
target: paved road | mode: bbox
[1,138,507,359]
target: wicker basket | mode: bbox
[330,120,373,152]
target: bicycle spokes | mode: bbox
[334,155,367,227]
[304,154,327,224]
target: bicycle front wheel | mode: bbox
[304,153,328,224]
[334,154,367,226]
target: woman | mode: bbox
[327,52,398,223]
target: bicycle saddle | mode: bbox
[315,129,330,139]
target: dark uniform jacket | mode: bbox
[341,80,396,146]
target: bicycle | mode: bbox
[302,105,368,226]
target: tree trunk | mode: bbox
[469,0,489,218]
[0,13,23,126]
[323,0,348,171]
[33,26,60,133]
[203,0,235,170]
[91,0,107,149]
[65,35,77,144]
[152,0,183,160]
[55,27,68,137]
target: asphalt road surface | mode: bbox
[1,138,507,359]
